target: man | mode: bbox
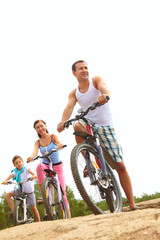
[57,60,138,211]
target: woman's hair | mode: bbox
[33,120,49,138]
[12,155,23,164]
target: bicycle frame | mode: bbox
[87,124,107,176]
[74,122,108,184]
[44,156,63,210]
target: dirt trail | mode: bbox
[1,198,160,240]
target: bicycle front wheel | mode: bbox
[13,200,33,225]
[42,177,68,220]
[70,143,122,214]
[14,200,24,226]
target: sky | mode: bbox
[0,0,160,199]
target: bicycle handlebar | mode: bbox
[1,178,31,185]
[64,96,110,128]
[30,145,67,162]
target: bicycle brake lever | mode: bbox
[64,121,70,128]
[90,102,100,110]
[32,156,39,161]
[90,96,110,110]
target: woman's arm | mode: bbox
[53,134,64,149]
[27,141,39,162]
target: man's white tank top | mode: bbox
[76,79,112,126]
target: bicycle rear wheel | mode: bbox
[70,143,122,214]
[42,177,68,220]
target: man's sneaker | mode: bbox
[83,165,89,178]
[83,165,95,178]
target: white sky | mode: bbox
[0,0,160,199]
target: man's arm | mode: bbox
[57,89,77,132]
[93,76,111,104]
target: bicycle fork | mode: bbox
[16,198,27,223]
[84,142,108,185]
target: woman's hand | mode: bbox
[57,143,64,149]
[27,157,32,163]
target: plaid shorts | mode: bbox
[92,124,123,169]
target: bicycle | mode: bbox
[2,178,34,226]
[31,145,68,220]
[64,98,123,214]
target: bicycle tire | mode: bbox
[14,201,23,226]
[13,200,33,225]
[26,206,34,223]
[42,177,68,220]
[70,143,122,214]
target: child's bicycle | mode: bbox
[64,98,123,214]
[2,178,34,226]
[31,145,68,220]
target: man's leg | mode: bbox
[74,122,87,143]
[116,162,136,210]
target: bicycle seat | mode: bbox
[44,169,57,176]
[73,131,96,143]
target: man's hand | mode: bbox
[97,94,109,104]
[57,121,65,133]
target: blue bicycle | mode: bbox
[64,99,122,214]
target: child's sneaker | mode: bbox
[8,211,13,218]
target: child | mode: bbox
[3,155,40,222]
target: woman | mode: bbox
[27,120,71,219]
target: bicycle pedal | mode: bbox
[37,199,44,205]
[43,214,48,221]
[83,172,89,178]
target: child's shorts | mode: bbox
[12,189,36,206]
